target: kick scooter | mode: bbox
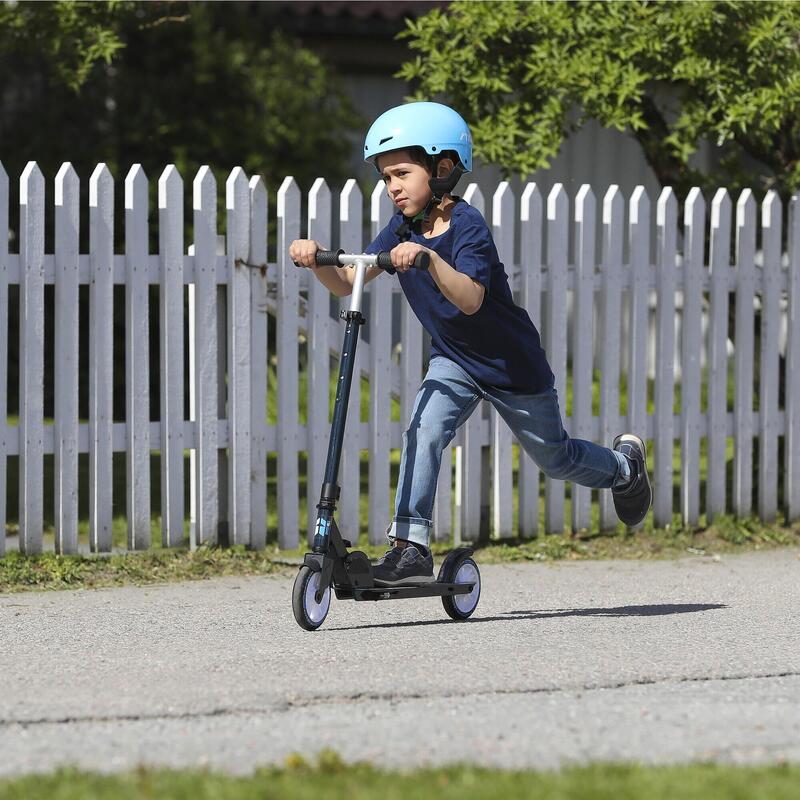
[291,249,481,631]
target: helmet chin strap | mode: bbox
[394,162,466,242]
[428,162,465,206]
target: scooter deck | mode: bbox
[334,581,476,602]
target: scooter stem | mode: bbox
[348,258,368,315]
[312,259,368,552]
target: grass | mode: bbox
[2,512,798,594]
[1,757,799,800]
[0,544,289,594]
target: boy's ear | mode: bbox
[436,157,455,178]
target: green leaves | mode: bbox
[0,1,128,93]
[398,0,800,197]
[0,2,359,209]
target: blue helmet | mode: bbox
[363,102,473,174]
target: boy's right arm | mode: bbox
[289,240,382,297]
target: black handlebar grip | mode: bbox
[377,251,430,273]
[376,252,395,273]
[314,248,344,267]
[414,251,431,270]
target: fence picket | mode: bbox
[758,192,781,522]
[707,190,732,519]
[544,185,568,533]
[249,176,268,550]
[491,182,514,538]
[190,166,219,546]
[307,179,332,544]
[125,166,151,551]
[89,164,114,551]
[54,164,80,554]
[277,176,301,548]
[654,189,677,527]
[628,187,650,510]
[338,180,363,545]
[733,191,756,517]
[216,235,229,545]
[0,162,7,556]
[19,163,45,554]
[599,187,623,530]
[786,194,800,522]
[226,169,252,546]
[681,188,705,527]
[458,184,485,543]
[158,166,185,547]
[368,183,393,545]
[519,183,543,538]
[572,185,595,532]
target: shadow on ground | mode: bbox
[327,603,728,631]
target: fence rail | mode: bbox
[1,161,799,556]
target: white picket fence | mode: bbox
[1,161,799,556]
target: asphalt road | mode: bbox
[1,549,799,776]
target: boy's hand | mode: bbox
[391,242,431,273]
[289,239,323,268]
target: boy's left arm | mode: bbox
[390,242,485,315]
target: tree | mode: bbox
[0,1,361,422]
[398,0,800,199]
[0,1,360,204]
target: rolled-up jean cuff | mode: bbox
[387,517,432,547]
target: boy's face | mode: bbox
[377,150,432,216]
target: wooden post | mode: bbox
[89,164,114,552]
[306,179,332,545]
[519,183,543,538]
[653,189,677,528]
[277,176,301,549]
[572,185,595,533]
[55,163,80,553]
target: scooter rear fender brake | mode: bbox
[436,546,475,582]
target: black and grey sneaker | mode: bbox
[612,434,653,526]
[372,543,435,586]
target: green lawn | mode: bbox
[1,759,798,800]
[2,511,798,594]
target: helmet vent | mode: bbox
[379,136,393,145]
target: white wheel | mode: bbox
[292,566,331,630]
[442,557,480,620]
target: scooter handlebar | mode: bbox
[312,249,430,272]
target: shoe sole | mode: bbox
[612,433,652,525]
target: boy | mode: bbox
[289,101,652,586]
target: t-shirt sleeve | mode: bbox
[451,214,493,290]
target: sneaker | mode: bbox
[372,543,435,586]
[612,434,652,526]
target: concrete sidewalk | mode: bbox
[1,549,799,775]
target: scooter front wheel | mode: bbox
[292,565,331,631]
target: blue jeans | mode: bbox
[388,356,629,547]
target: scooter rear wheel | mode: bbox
[441,556,481,621]
[292,565,331,630]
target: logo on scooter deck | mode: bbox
[314,517,330,539]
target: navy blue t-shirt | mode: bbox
[366,198,554,393]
